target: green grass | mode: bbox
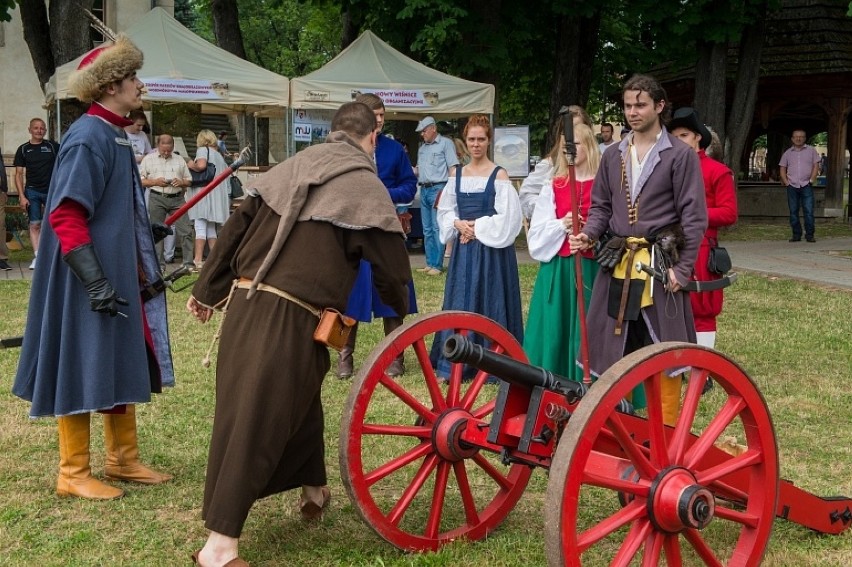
[1,260,851,565]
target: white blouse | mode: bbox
[518,158,554,220]
[527,178,570,262]
[437,175,522,248]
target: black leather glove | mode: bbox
[594,235,625,272]
[151,222,173,244]
[62,243,129,317]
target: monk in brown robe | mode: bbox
[187,102,411,567]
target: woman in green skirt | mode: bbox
[524,123,645,408]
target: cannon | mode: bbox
[339,311,851,566]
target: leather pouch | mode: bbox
[313,308,357,351]
[707,246,732,274]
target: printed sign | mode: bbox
[293,109,334,144]
[142,78,229,100]
[352,88,439,108]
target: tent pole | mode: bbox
[254,114,259,166]
[56,100,62,140]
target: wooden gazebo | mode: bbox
[661,0,852,217]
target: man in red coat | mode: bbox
[669,108,738,346]
[669,107,738,392]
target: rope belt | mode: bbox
[612,237,653,336]
[236,277,321,319]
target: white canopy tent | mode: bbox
[289,31,494,148]
[45,7,289,134]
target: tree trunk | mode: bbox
[466,0,502,121]
[341,6,358,49]
[692,40,728,142]
[724,7,766,180]
[210,0,267,164]
[49,0,93,67]
[18,0,54,90]
[210,0,246,59]
[547,11,601,150]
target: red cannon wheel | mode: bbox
[340,311,533,552]
[544,342,779,566]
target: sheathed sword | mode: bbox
[635,261,738,292]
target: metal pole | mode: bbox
[561,112,592,386]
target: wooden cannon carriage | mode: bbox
[338,311,851,566]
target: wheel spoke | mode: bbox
[362,423,432,438]
[471,452,513,491]
[364,441,433,486]
[447,362,464,407]
[577,500,646,551]
[607,412,658,480]
[670,368,708,463]
[685,396,747,470]
[387,453,439,526]
[453,460,482,526]
[471,399,497,420]
[713,504,760,528]
[696,448,762,485]
[609,516,652,566]
[583,469,651,498]
[641,530,664,567]
[642,372,671,469]
[424,461,451,539]
[413,337,447,412]
[683,528,724,567]
[378,373,435,423]
[662,533,682,565]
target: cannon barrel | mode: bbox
[443,334,634,414]
[443,334,587,402]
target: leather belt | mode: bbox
[235,278,321,318]
[420,181,446,188]
[150,189,182,197]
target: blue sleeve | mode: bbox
[386,144,417,204]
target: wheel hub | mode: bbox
[647,466,715,533]
[431,408,479,461]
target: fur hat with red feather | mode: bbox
[68,35,143,103]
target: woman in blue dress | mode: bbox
[429,115,523,377]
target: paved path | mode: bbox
[4,237,851,289]
[724,237,852,290]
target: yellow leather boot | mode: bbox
[56,413,124,500]
[103,405,173,485]
[660,372,682,427]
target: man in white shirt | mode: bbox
[139,134,193,268]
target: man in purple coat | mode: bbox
[570,74,707,425]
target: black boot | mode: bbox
[337,323,358,379]
[383,317,405,377]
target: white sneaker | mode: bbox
[29,257,36,270]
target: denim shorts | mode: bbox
[25,187,48,224]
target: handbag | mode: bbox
[190,147,216,187]
[229,175,244,199]
[707,240,732,274]
[313,308,357,352]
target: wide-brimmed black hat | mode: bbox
[669,107,712,150]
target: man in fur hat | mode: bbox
[186,101,411,566]
[13,35,174,500]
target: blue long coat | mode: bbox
[13,115,174,417]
